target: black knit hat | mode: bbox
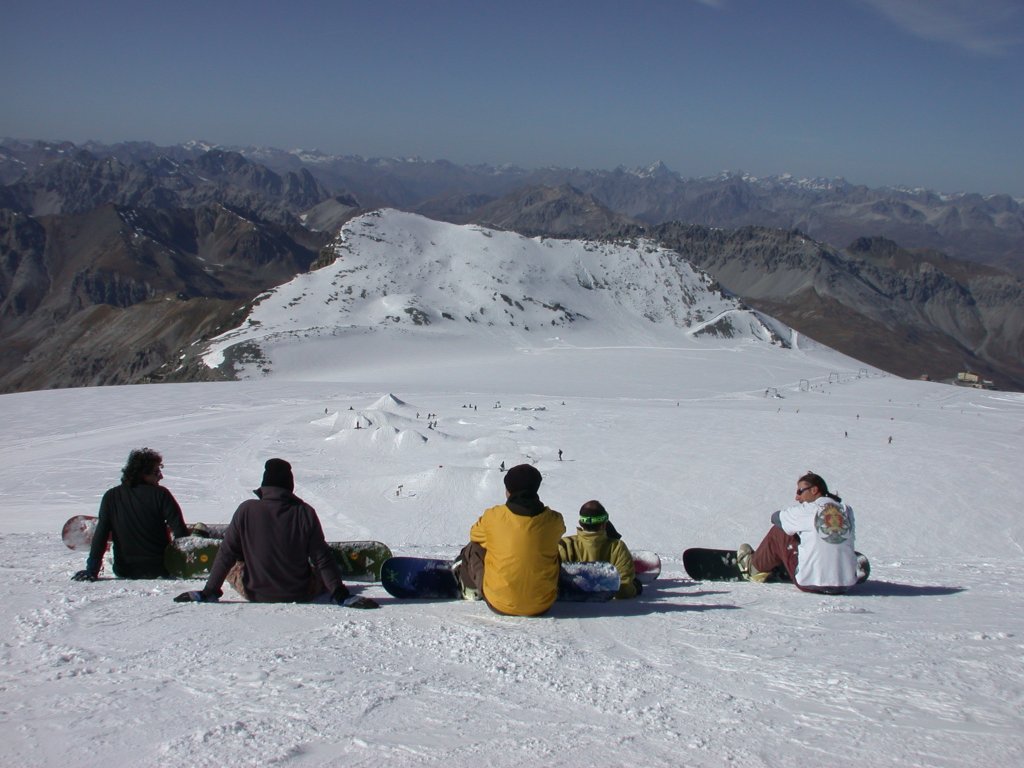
[262,458,294,491]
[504,463,542,494]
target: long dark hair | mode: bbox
[121,448,162,487]
[800,471,842,503]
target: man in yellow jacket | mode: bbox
[454,464,565,616]
[558,500,641,599]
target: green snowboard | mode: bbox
[164,537,393,582]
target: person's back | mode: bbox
[75,448,188,581]
[472,500,564,615]
[175,458,377,608]
[460,464,565,616]
[100,483,187,578]
[559,500,640,598]
[216,486,338,602]
[777,497,857,590]
[739,471,858,593]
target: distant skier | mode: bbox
[558,449,563,461]
[736,471,858,594]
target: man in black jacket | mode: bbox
[73,448,189,581]
[174,458,377,609]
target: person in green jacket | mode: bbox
[558,500,641,598]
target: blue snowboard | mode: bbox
[381,557,620,602]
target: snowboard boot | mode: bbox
[737,544,769,583]
[452,559,481,601]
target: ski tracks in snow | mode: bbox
[3,534,1024,768]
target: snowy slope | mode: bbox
[1,215,1023,766]
[198,209,785,380]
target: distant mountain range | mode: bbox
[222,144,1024,278]
[1,138,1021,392]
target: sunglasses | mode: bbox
[796,486,814,495]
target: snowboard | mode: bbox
[163,537,393,581]
[632,549,661,584]
[682,547,871,584]
[61,515,226,550]
[61,514,98,550]
[380,557,621,602]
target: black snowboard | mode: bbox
[683,548,870,584]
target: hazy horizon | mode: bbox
[3,0,1023,197]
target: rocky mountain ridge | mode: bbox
[0,141,347,392]
[1,138,1022,392]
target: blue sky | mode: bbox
[3,0,1022,195]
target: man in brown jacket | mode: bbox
[174,458,377,608]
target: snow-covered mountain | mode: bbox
[193,209,790,381]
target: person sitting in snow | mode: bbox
[72,448,190,581]
[737,471,858,594]
[452,464,565,616]
[558,500,641,599]
[173,458,377,608]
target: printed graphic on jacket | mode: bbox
[815,503,852,544]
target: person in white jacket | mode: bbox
[737,471,858,593]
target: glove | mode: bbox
[341,595,380,609]
[634,580,643,596]
[72,570,97,582]
[331,585,379,609]
[173,588,222,603]
[330,585,351,603]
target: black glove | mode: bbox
[173,588,222,603]
[331,585,351,603]
[634,580,643,596]
[72,570,97,582]
[332,585,379,609]
[340,595,380,609]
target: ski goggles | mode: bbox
[579,512,609,525]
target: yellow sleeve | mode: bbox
[611,540,639,598]
[558,536,575,562]
[469,512,488,546]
